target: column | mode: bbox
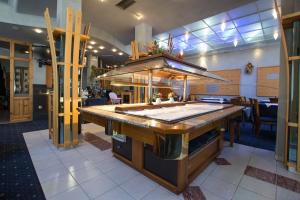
[135,23,153,52]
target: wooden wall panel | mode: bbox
[46,65,53,89]
[257,66,279,97]
[190,69,241,96]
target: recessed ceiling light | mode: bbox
[87,45,93,49]
[93,49,98,53]
[272,9,277,19]
[90,41,96,45]
[118,52,124,55]
[273,32,279,40]
[184,32,189,41]
[46,49,50,54]
[99,46,105,49]
[99,0,105,2]
[24,50,29,54]
[134,13,143,20]
[221,22,226,32]
[112,48,117,52]
[233,39,238,47]
[180,50,184,56]
[34,28,43,34]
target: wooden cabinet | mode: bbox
[11,98,32,122]
[0,37,33,123]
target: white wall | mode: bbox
[32,53,46,85]
[185,43,280,98]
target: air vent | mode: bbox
[115,0,136,10]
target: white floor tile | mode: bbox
[49,186,89,200]
[202,176,237,200]
[142,186,183,200]
[80,174,116,199]
[36,164,69,183]
[120,174,158,199]
[95,156,125,173]
[190,172,210,186]
[95,187,134,200]
[249,155,276,173]
[240,176,276,199]
[210,165,244,185]
[233,187,272,200]
[201,188,226,200]
[63,158,96,172]
[70,165,103,184]
[41,174,78,199]
[276,186,300,200]
[106,165,139,185]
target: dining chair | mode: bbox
[229,97,242,143]
[109,92,122,104]
[253,99,277,136]
[269,97,279,103]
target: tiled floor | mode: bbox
[23,123,300,200]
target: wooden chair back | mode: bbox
[231,97,241,105]
[269,97,278,103]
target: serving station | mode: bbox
[79,54,243,193]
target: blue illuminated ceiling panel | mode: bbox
[153,0,280,56]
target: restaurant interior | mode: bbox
[0,0,300,199]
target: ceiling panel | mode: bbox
[259,9,274,20]
[211,21,236,33]
[233,14,260,27]
[261,19,278,29]
[153,0,279,56]
[237,22,262,33]
[203,12,230,26]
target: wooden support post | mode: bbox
[148,70,153,104]
[63,8,73,148]
[132,139,144,170]
[72,10,82,145]
[183,75,187,102]
[229,120,235,147]
[44,8,59,146]
[219,128,225,149]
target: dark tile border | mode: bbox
[83,132,111,151]
[183,186,206,200]
[244,165,300,194]
[215,158,231,165]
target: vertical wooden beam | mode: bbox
[29,44,33,121]
[148,70,153,104]
[274,0,291,166]
[72,10,82,145]
[44,8,59,146]
[132,139,144,170]
[9,41,14,121]
[183,75,187,102]
[63,7,73,148]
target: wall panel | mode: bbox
[256,66,279,97]
[190,69,241,96]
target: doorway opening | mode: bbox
[0,59,10,123]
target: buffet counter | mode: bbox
[79,102,243,193]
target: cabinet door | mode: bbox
[10,43,32,122]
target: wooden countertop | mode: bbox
[79,102,243,134]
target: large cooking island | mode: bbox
[80,102,243,193]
